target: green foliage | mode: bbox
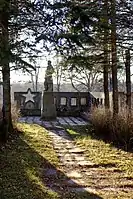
[0,0,43,72]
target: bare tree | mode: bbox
[30,66,40,92]
[67,66,102,92]
[53,55,65,92]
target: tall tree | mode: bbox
[53,55,64,92]
[0,0,43,139]
[30,0,133,114]
[125,49,131,111]
[110,0,119,114]
[0,0,12,135]
[103,0,110,108]
[30,65,40,92]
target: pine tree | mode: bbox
[110,0,119,115]
[0,0,43,139]
[125,49,131,111]
[0,0,12,137]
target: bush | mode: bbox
[0,105,20,145]
[11,104,21,125]
[91,108,133,151]
[0,104,21,124]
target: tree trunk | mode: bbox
[31,74,35,91]
[35,72,38,92]
[56,67,61,92]
[110,0,118,115]
[1,0,13,136]
[103,0,110,109]
[2,66,13,133]
[125,49,131,112]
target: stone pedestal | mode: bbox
[41,91,56,120]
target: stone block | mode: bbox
[41,91,57,120]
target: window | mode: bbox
[81,97,86,105]
[60,97,67,105]
[71,98,77,106]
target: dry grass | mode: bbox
[0,103,20,124]
[11,104,21,124]
[0,123,103,199]
[91,108,133,151]
[67,126,133,199]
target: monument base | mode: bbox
[41,91,57,120]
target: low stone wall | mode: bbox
[14,89,95,117]
[52,92,93,116]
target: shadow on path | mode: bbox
[66,123,133,152]
[0,131,103,199]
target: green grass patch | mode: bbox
[0,123,60,199]
[67,126,133,199]
[0,123,102,199]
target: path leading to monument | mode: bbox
[18,117,101,197]
[19,116,88,127]
[46,126,97,193]
[18,116,133,198]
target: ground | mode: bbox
[0,124,59,199]
[0,121,133,199]
[67,126,133,198]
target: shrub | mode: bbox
[11,104,21,125]
[0,104,20,123]
[0,104,20,145]
[91,108,133,151]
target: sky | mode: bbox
[10,51,56,84]
[9,55,133,86]
[8,0,133,86]
[10,58,47,83]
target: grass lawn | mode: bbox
[67,126,133,199]
[1,122,132,199]
[0,123,102,199]
[0,123,60,199]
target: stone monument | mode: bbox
[41,60,57,120]
[14,88,42,116]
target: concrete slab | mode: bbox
[75,156,85,161]
[33,117,42,125]
[26,117,34,124]
[18,117,27,123]
[77,161,94,166]
[57,117,68,125]
[70,187,97,193]
[66,171,82,179]
[68,148,85,153]
[63,117,77,126]
[64,178,86,187]
[42,121,53,128]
